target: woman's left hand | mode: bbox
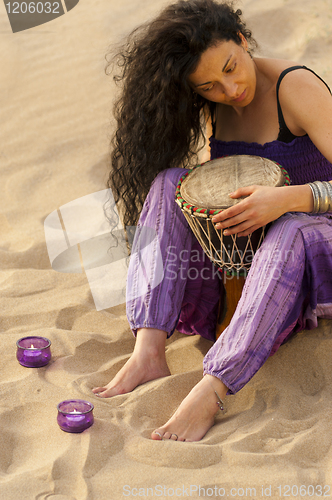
[211,185,289,237]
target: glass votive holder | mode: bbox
[16,336,52,368]
[57,400,94,433]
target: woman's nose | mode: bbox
[223,81,238,99]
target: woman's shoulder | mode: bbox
[255,57,330,92]
[271,60,332,147]
[254,57,307,82]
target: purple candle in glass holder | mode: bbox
[16,336,51,368]
[57,400,94,433]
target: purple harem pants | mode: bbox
[126,168,332,394]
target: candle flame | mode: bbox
[30,344,35,349]
[72,409,79,413]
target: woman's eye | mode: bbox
[226,64,236,73]
[203,85,214,92]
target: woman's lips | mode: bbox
[232,89,247,103]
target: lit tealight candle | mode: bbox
[16,336,52,368]
[57,400,94,433]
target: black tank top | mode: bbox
[276,65,331,143]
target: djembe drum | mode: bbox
[175,155,290,339]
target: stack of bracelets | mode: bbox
[307,181,332,213]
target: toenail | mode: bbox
[154,431,162,439]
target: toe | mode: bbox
[162,431,173,440]
[151,430,163,440]
[92,387,110,398]
[92,387,106,393]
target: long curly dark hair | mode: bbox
[107,0,256,228]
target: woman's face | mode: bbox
[188,35,256,107]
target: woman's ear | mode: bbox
[239,32,248,51]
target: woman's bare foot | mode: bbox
[92,328,170,398]
[151,375,228,442]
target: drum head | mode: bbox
[180,155,286,210]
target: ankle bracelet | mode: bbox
[214,388,225,412]
[205,375,226,412]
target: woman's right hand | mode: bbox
[212,184,313,237]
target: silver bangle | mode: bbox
[308,182,320,212]
[322,181,332,212]
[308,181,332,213]
[316,181,329,212]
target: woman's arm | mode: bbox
[279,68,332,163]
[212,69,332,237]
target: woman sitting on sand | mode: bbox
[92,0,332,442]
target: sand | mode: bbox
[1,0,332,498]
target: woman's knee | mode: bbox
[255,213,306,269]
[265,213,308,245]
